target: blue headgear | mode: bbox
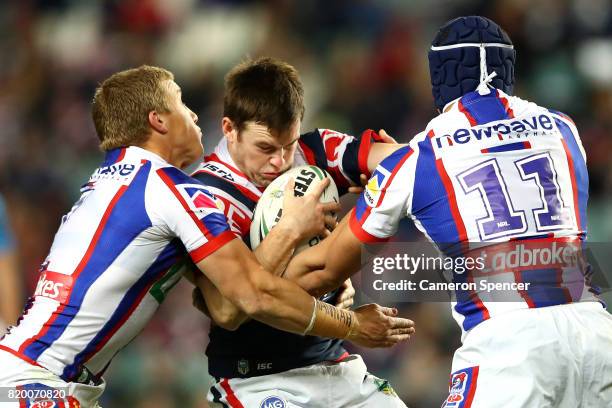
[428,16,516,111]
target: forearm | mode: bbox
[284,214,357,294]
[0,252,22,325]
[254,220,301,275]
[197,273,247,330]
[242,266,354,338]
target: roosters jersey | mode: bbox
[350,89,600,334]
[192,128,382,378]
[0,146,234,381]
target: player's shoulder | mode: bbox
[300,128,354,140]
[191,160,259,210]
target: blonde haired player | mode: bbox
[0,65,414,407]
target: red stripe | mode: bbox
[189,230,236,263]
[463,366,479,407]
[17,385,27,408]
[334,351,350,362]
[481,148,490,154]
[429,131,489,321]
[298,140,317,166]
[497,90,515,118]
[428,132,467,243]
[458,100,477,126]
[57,398,66,408]
[349,209,388,243]
[157,169,212,237]
[116,147,127,163]
[357,130,375,177]
[19,184,129,355]
[349,148,412,243]
[0,344,43,367]
[560,139,581,229]
[375,150,413,207]
[220,378,245,408]
[523,141,531,149]
[206,153,248,179]
[193,167,261,203]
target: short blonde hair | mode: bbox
[92,65,174,151]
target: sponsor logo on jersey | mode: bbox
[260,395,286,408]
[34,271,73,303]
[92,163,137,180]
[364,170,389,207]
[200,163,235,182]
[30,401,56,408]
[434,114,555,149]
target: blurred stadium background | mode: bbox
[0,0,610,407]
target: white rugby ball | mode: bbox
[250,165,339,254]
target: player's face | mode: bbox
[227,119,300,187]
[162,80,203,168]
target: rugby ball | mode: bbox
[250,165,339,254]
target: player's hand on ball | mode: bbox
[348,304,415,348]
[335,279,355,309]
[279,177,340,240]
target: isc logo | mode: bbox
[259,396,285,408]
[34,271,72,303]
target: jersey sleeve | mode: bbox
[156,167,236,263]
[349,146,415,242]
[298,128,385,192]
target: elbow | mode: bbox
[237,270,277,319]
[211,307,244,331]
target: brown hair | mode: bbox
[224,57,305,134]
[92,65,174,151]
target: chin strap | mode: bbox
[476,43,498,95]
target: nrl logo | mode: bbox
[237,359,250,375]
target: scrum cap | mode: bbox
[428,16,516,111]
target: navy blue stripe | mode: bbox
[461,91,511,125]
[299,130,328,169]
[62,239,182,380]
[210,384,229,408]
[412,139,461,250]
[192,172,257,212]
[102,148,125,166]
[24,162,153,360]
[483,141,529,153]
[520,268,573,307]
[341,135,366,185]
[158,166,198,185]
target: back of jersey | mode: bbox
[421,89,586,245]
[351,89,598,334]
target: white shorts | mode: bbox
[0,349,105,408]
[442,302,612,408]
[207,354,407,408]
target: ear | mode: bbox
[149,110,168,134]
[222,117,237,143]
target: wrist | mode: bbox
[275,217,302,244]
